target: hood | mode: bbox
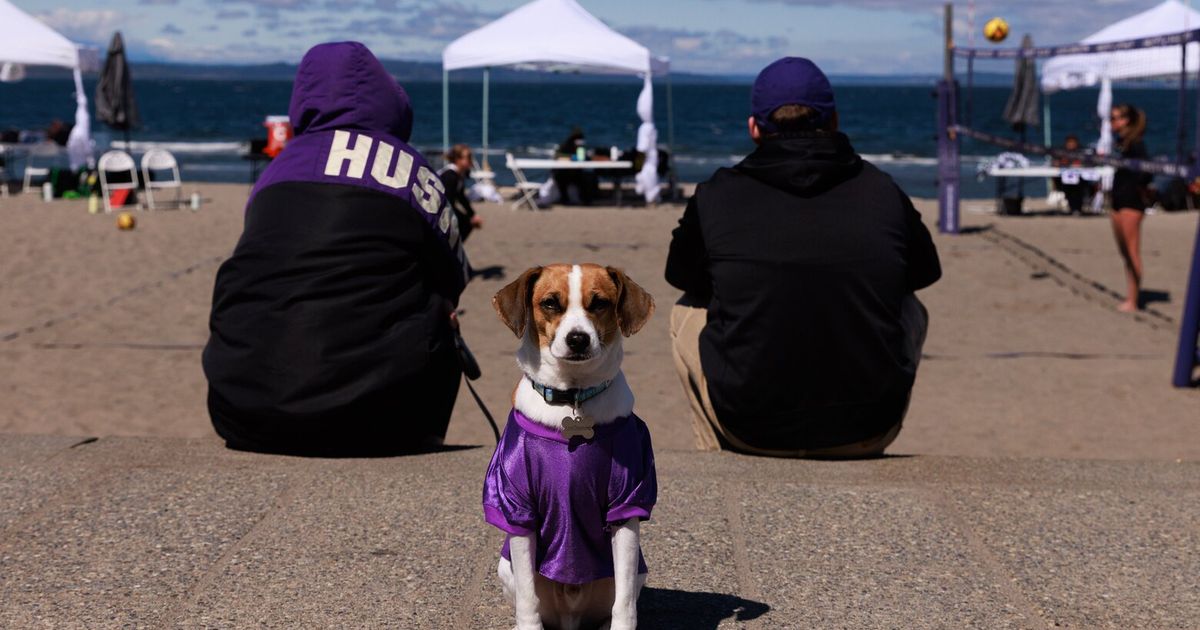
[288,42,413,141]
[734,132,863,197]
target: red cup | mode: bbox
[263,115,292,158]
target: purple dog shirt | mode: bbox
[483,409,657,585]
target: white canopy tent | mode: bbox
[441,0,669,202]
[0,0,93,170]
[1041,0,1200,155]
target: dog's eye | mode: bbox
[539,297,562,312]
[587,297,612,312]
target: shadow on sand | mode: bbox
[1141,289,1171,307]
[470,265,507,281]
[638,587,770,629]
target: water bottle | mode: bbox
[87,193,100,214]
[610,146,619,161]
[575,147,586,162]
[190,191,201,211]
[41,182,53,202]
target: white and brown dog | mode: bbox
[483,264,656,630]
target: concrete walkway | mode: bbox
[2,434,1197,628]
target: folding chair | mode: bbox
[22,165,50,195]
[141,149,182,209]
[506,152,541,211]
[98,150,138,213]
[20,142,58,195]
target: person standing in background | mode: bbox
[1108,104,1152,312]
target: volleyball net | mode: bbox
[935,23,1200,387]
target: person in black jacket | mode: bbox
[439,144,484,242]
[1108,104,1152,312]
[665,57,941,458]
[202,43,470,456]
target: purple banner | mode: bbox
[954,28,1200,59]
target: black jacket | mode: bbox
[665,132,941,450]
[202,182,463,452]
[438,166,476,242]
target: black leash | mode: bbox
[454,327,500,443]
[465,378,500,443]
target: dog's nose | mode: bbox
[565,331,591,353]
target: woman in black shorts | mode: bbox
[1108,104,1152,312]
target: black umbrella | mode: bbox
[95,32,140,148]
[1001,34,1041,206]
[1002,34,1040,133]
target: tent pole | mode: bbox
[666,70,675,199]
[442,67,449,158]
[666,71,675,158]
[1178,30,1189,165]
[965,53,974,127]
[1043,93,1052,149]
[482,67,490,171]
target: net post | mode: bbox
[943,3,953,81]
[936,81,960,234]
[1172,218,1200,387]
[1175,40,1200,388]
[937,3,961,234]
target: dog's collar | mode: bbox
[530,379,613,406]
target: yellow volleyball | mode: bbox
[116,211,136,230]
[983,17,1009,43]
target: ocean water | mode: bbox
[1,78,1194,198]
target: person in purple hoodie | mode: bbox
[202,42,470,456]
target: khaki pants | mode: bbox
[669,297,927,458]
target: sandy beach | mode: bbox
[1,185,1197,460]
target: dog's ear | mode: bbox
[493,266,542,338]
[606,266,655,337]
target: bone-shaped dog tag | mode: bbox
[560,414,594,440]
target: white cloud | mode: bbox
[35,8,125,44]
[144,36,287,63]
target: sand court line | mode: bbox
[0,255,225,344]
[976,226,1176,331]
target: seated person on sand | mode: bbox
[1052,134,1089,215]
[665,57,942,458]
[438,143,484,243]
[203,42,470,457]
[553,126,599,205]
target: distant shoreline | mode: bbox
[22,62,1025,87]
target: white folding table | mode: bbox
[505,155,633,210]
[985,165,1113,213]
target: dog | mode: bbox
[483,264,657,630]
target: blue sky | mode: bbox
[19,0,1167,74]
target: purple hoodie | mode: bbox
[251,42,467,288]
